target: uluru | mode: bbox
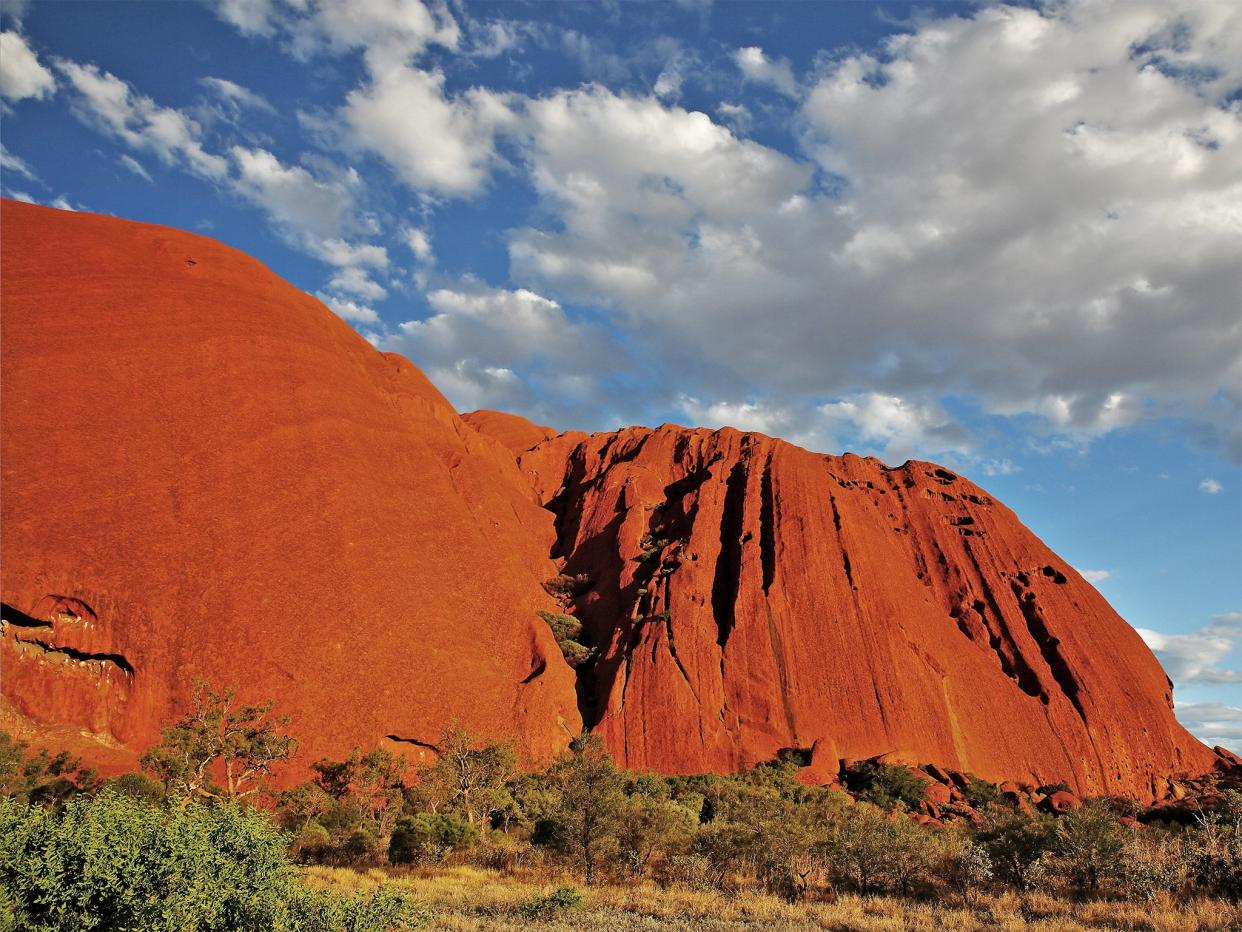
[0,199,1223,800]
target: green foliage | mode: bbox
[416,725,517,827]
[536,610,596,668]
[141,680,297,803]
[636,534,671,563]
[0,732,98,807]
[535,735,627,884]
[1053,800,1125,891]
[1186,789,1242,899]
[823,803,895,895]
[541,574,591,604]
[0,787,428,930]
[841,761,929,811]
[979,811,1055,890]
[104,771,166,804]
[1037,782,1072,796]
[0,790,292,931]
[536,610,582,644]
[1122,828,1186,901]
[389,812,475,864]
[962,774,1003,809]
[517,885,583,920]
[286,885,428,932]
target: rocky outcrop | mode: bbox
[0,200,1220,800]
[462,410,557,455]
[471,420,1220,801]
[0,200,581,777]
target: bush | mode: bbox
[535,611,595,668]
[389,812,475,865]
[291,821,333,864]
[979,811,1054,890]
[517,886,583,920]
[542,574,590,603]
[286,886,428,932]
[962,775,1003,809]
[1053,800,1125,891]
[0,791,293,931]
[841,761,929,811]
[104,771,166,804]
[536,610,582,644]
[0,792,425,931]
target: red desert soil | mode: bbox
[0,200,1222,798]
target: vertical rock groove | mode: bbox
[760,456,777,594]
[712,459,747,648]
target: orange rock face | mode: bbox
[462,410,556,455]
[488,422,1218,800]
[0,201,1219,800]
[0,200,580,777]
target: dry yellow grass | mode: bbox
[301,865,1241,931]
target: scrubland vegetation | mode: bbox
[2,682,1239,930]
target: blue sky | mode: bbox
[2,0,1239,748]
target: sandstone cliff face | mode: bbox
[491,422,1219,800]
[462,410,557,456]
[0,200,581,775]
[0,201,1218,800]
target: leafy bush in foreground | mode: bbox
[518,885,584,920]
[0,792,425,931]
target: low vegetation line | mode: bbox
[1,680,1239,931]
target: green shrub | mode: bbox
[0,792,423,931]
[536,610,582,643]
[535,611,595,668]
[962,775,1003,809]
[841,761,929,811]
[286,885,428,931]
[979,811,1054,890]
[105,771,166,804]
[291,821,333,863]
[541,574,591,603]
[1037,782,1071,796]
[389,812,475,865]
[517,885,583,920]
[0,790,293,931]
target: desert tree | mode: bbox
[141,680,296,804]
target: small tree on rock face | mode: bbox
[140,681,296,804]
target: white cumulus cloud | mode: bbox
[0,31,54,101]
[732,46,797,97]
[1138,612,1242,685]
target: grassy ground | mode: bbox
[302,865,1240,931]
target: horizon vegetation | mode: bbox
[1,681,1239,931]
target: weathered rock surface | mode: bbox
[0,200,580,777]
[467,418,1220,800]
[462,410,557,455]
[0,201,1222,801]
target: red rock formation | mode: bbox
[463,410,556,455]
[465,418,1218,800]
[0,200,581,777]
[0,201,1220,801]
